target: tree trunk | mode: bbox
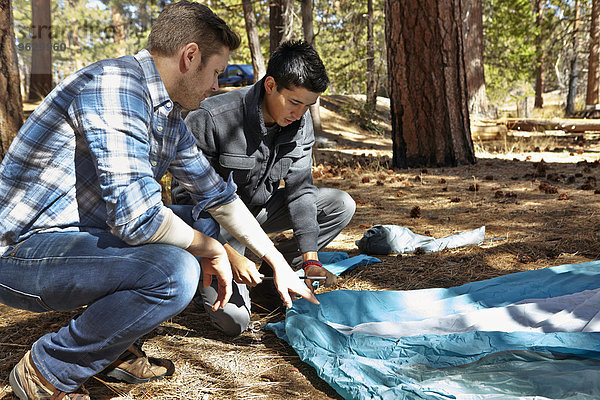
[111,1,126,56]
[242,0,266,82]
[385,0,475,168]
[461,0,488,118]
[301,0,323,135]
[587,0,600,106]
[566,0,581,115]
[365,0,377,112]
[301,0,314,45]
[270,0,294,54]
[28,0,52,101]
[67,0,82,72]
[534,0,544,109]
[0,0,24,159]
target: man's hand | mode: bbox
[302,252,338,289]
[186,230,233,311]
[263,248,319,308]
[303,262,339,288]
[223,243,262,286]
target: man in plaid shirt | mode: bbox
[0,2,317,399]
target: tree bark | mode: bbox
[587,0,600,106]
[566,0,581,115]
[301,0,322,135]
[242,0,266,82]
[270,0,294,54]
[385,0,475,168]
[365,0,377,112]
[28,0,52,101]
[0,0,24,159]
[461,0,488,118]
[67,0,82,72]
[534,0,544,109]
[301,0,314,45]
[111,1,126,56]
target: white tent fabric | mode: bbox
[328,288,600,337]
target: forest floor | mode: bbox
[3,95,600,399]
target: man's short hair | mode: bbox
[266,40,329,93]
[147,1,240,62]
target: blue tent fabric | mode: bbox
[267,260,600,399]
[296,252,382,277]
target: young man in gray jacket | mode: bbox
[173,41,355,335]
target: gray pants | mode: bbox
[196,187,355,336]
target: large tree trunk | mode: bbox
[461,0,488,118]
[587,0,600,106]
[0,0,24,159]
[365,0,377,112]
[385,0,475,168]
[270,0,294,54]
[242,0,266,82]
[566,0,581,115]
[28,0,52,101]
[534,0,544,109]
[301,0,323,135]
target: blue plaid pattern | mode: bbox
[0,49,236,252]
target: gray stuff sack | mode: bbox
[356,225,485,255]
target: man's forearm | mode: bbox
[207,198,276,258]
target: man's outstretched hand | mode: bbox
[262,248,319,308]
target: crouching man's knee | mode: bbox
[338,190,356,223]
[151,247,201,315]
[194,280,251,336]
[208,304,251,337]
[322,188,356,227]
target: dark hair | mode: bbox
[266,40,329,93]
[147,1,240,60]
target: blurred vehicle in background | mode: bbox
[218,64,254,87]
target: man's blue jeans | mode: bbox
[0,206,215,392]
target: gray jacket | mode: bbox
[184,78,319,253]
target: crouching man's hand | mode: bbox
[302,261,338,289]
[262,248,319,308]
[186,230,232,312]
[223,243,263,287]
[301,252,338,290]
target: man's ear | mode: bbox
[179,42,200,73]
[264,76,277,94]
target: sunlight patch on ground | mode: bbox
[326,231,360,252]
[475,150,599,163]
[320,107,392,147]
[319,148,392,158]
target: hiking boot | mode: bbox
[9,350,90,400]
[98,343,174,384]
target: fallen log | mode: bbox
[504,118,600,133]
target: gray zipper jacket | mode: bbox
[184,78,319,253]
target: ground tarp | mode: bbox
[267,260,600,399]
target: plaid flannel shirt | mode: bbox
[0,49,236,253]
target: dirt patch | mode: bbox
[3,96,600,399]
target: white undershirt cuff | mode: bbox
[144,207,194,249]
[207,198,275,258]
